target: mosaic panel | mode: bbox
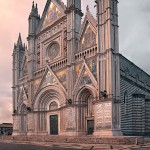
[81,70,92,85]
[42,2,62,29]
[34,79,41,94]
[56,69,66,88]
[41,71,57,89]
[87,59,97,79]
[81,25,96,50]
[75,63,82,80]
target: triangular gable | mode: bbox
[41,69,57,88]
[79,10,97,41]
[79,11,97,51]
[37,0,65,32]
[74,61,98,94]
[35,65,66,96]
[80,69,92,85]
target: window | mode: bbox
[124,91,128,114]
[46,43,60,60]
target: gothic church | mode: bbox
[12,0,150,136]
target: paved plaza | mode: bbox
[0,142,81,150]
[1,141,150,150]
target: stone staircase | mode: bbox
[1,135,150,150]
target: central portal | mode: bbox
[50,115,58,135]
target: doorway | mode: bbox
[50,115,58,135]
[87,120,94,135]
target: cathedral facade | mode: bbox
[12,0,150,136]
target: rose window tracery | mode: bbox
[47,43,60,60]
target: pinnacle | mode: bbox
[30,1,38,16]
[32,1,34,9]
[17,33,23,47]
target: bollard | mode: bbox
[90,146,94,150]
[110,145,113,149]
[136,138,138,145]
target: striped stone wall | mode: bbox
[120,54,150,135]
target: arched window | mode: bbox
[49,101,58,111]
[124,91,128,114]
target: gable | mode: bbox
[74,62,98,94]
[35,65,67,96]
[81,24,96,50]
[41,70,58,89]
[80,69,92,85]
[40,0,65,31]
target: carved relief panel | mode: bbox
[95,102,112,130]
[65,108,75,131]
[27,113,34,131]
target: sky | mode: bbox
[0,0,150,124]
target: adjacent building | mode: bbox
[0,123,13,135]
[12,0,150,136]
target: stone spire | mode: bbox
[17,33,23,47]
[28,1,40,35]
[30,1,39,17]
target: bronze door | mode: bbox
[87,120,94,135]
[50,115,58,135]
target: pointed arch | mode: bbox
[34,65,67,100]
[75,85,98,102]
[34,84,66,111]
[75,85,97,135]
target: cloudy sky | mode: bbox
[0,0,150,124]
